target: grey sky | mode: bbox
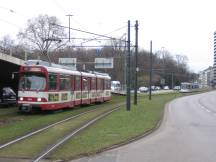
[0,0,215,72]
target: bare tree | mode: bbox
[17,14,66,56]
[0,35,14,54]
[175,54,188,67]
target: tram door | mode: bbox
[82,77,90,104]
[71,75,75,106]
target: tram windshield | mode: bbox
[19,73,46,91]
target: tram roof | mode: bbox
[46,66,81,75]
[23,60,111,79]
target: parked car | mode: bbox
[155,86,161,90]
[151,86,156,90]
[173,86,181,90]
[0,87,17,106]
[163,86,170,90]
[139,86,148,93]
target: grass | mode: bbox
[0,91,205,160]
[0,95,125,144]
[0,105,120,158]
[50,93,183,161]
[0,106,17,116]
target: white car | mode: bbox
[173,86,180,90]
[139,86,148,93]
[155,86,161,90]
[163,86,169,90]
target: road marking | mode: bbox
[200,106,205,110]
[198,99,213,114]
[205,109,211,113]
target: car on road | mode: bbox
[139,86,148,93]
[155,86,161,90]
[163,86,170,90]
[0,87,17,106]
[173,86,181,90]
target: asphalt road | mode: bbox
[72,91,216,162]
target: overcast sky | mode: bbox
[0,0,216,72]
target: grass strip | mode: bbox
[0,95,125,144]
[0,104,120,158]
[0,107,17,116]
[50,93,182,161]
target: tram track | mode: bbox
[33,105,122,162]
[0,102,125,161]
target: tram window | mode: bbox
[19,74,46,91]
[60,75,71,90]
[75,76,81,90]
[65,76,71,89]
[83,78,88,91]
[60,76,65,90]
[101,79,104,89]
[96,79,100,90]
[71,76,75,90]
[92,78,96,90]
[108,80,111,89]
[105,79,110,89]
[48,74,57,90]
[97,78,102,90]
[105,80,107,89]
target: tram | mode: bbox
[18,60,111,112]
[180,82,200,93]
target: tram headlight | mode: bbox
[20,97,23,101]
[37,98,42,102]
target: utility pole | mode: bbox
[66,14,73,42]
[24,51,27,61]
[171,72,174,89]
[134,20,138,105]
[126,20,131,111]
[149,40,153,100]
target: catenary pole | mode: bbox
[134,20,138,105]
[66,14,73,42]
[126,20,131,111]
[149,40,153,100]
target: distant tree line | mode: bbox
[0,14,197,88]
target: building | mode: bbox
[198,66,214,88]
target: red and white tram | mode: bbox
[18,60,111,112]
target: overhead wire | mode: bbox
[0,18,21,28]
[0,6,14,13]
[53,23,128,43]
[0,5,27,29]
[48,1,129,47]
[51,0,68,14]
[80,25,127,45]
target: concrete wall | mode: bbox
[0,53,24,94]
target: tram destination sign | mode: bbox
[95,58,113,69]
[59,58,77,70]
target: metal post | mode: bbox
[24,51,27,61]
[149,40,153,100]
[126,20,131,111]
[171,72,174,89]
[66,14,73,42]
[134,20,138,105]
[10,49,12,56]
